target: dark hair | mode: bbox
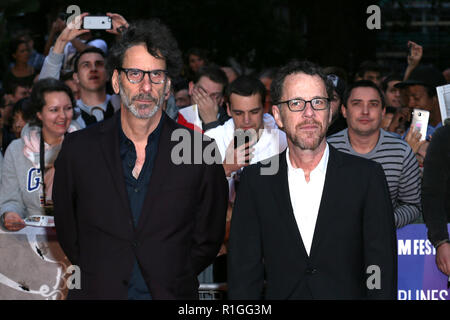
[24,78,76,126]
[60,70,75,82]
[193,65,228,93]
[385,106,397,115]
[381,73,402,92]
[357,60,381,78]
[10,97,31,127]
[9,38,28,60]
[172,77,189,93]
[342,80,386,109]
[4,79,32,95]
[186,48,209,64]
[107,19,182,79]
[73,47,106,73]
[270,60,334,104]
[226,75,266,105]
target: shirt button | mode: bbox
[132,241,139,248]
[134,188,139,193]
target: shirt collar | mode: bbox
[286,143,329,175]
[77,95,110,115]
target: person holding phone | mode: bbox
[0,78,80,231]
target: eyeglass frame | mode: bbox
[117,67,168,84]
[275,97,330,112]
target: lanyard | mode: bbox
[40,131,47,205]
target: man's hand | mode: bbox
[407,41,423,68]
[405,124,427,154]
[436,242,450,276]
[106,13,129,36]
[3,212,25,232]
[53,13,90,54]
[404,41,423,81]
[192,86,219,124]
[222,136,256,177]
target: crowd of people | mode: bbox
[0,12,448,300]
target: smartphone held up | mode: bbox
[411,109,430,141]
[82,16,112,30]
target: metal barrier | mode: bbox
[198,282,228,300]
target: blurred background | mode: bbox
[0,0,449,79]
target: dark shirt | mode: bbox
[118,112,164,300]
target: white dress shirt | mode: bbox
[286,143,329,256]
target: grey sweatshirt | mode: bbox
[0,137,45,218]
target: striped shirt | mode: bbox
[328,129,421,228]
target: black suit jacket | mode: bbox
[228,146,397,300]
[53,112,228,299]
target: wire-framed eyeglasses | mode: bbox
[276,97,330,112]
[118,68,168,84]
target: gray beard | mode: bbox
[119,81,162,119]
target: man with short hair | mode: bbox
[53,19,228,300]
[395,65,447,137]
[172,78,191,108]
[328,80,422,228]
[206,75,287,178]
[179,65,229,131]
[228,61,397,300]
[355,60,382,87]
[5,80,31,104]
[39,15,119,128]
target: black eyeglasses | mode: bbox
[118,68,168,84]
[275,97,330,112]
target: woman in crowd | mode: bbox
[3,39,36,87]
[0,78,80,231]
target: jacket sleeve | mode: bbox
[190,144,228,275]
[363,162,397,299]
[227,168,265,299]
[0,144,26,218]
[422,126,449,246]
[53,135,79,265]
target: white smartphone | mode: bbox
[82,16,112,30]
[24,215,55,227]
[411,109,430,141]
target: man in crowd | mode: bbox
[395,65,447,138]
[206,74,287,241]
[188,65,229,130]
[177,65,230,132]
[355,60,382,87]
[325,73,347,136]
[328,80,422,228]
[228,61,397,299]
[39,13,120,128]
[53,19,228,300]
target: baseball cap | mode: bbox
[395,65,446,89]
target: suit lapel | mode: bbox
[98,112,132,219]
[271,150,309,259]
[309,145,343,258]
